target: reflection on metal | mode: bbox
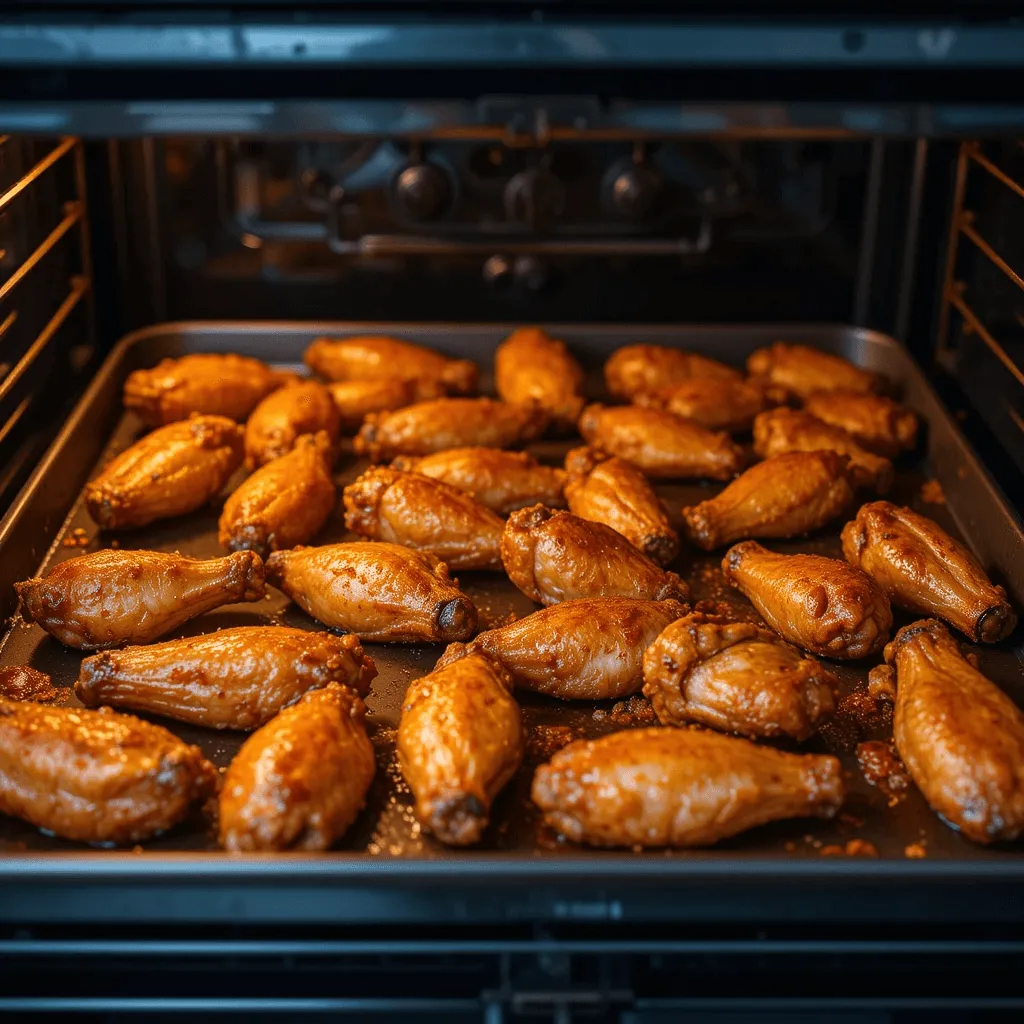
[0,137,76,213]
[967,142,1024,202]
[0,202,82,303]
[960,216,1024,294]
[936,142,970,357]
[946,289,1024,390]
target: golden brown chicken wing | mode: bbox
[494,327,585,432]
[343,467,504,571]
[266,542,477,643]
[682,451,856,551]
[391,448,566,516]
[328,377,446,432]
[501,505,688,606]
[0,699,214,844]
[243,380,340,468]
[85,415,244,531]
[638,375,786,433]
[747,342,882,399]
[219,683,375,852]
[438,597,686,700]
[563,447,678,566]
[578,404,743,481]
[723,540,892,659]
[884,619,1024,844]
[803,390,919,457]
[304,335,478,395]
[532,727,844,848]
[842,502,1016,643]
[355,397,547,463]
[15,549,265,651]
[123,353,280,427]
[76,627,376,730]
[398,651,523,846]
[642,612,835,740]
[218,432,335,558]
[604,344,741,402]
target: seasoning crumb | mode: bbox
[857,740,910,804]
[784,841,797,853]
[904,843,927,859]
[592,708,607,721]
[0,665,58,703]
[109,539,120,548]
[527,724,582,760]
[920,479,946,505]
[132,845,144,855]
[607,694,658,726]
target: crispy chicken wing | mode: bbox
[243,380,340,468]
[76,627,376,730]
[85,415,244,531]
[355,397,547,462]
[328,377,446,432]
[266,542,477,643]
[884,619,1024,844]
[501,505,688,606]
[803,390,919,457]
[578,404,743,481]
[532,727,844,848]
[437,597,686,700]
[343,467,504,571]
[0,699,214,844]
[218,431,335,558]
[304,335,478,395]
[604,344,741,402]
[494,327,585,432]
[16,549,265,651]
[842,502,1016,643]
[638,375,786,433]
[123,353,280,427]
[563,447,678,566]
[398,651,523,846]
[723,540,892,659]
[219,683,375,852]
[747,342,882,399]
[682,451,856,551]
[642,611,836,739]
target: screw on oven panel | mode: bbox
[393,162,451,222]
[483,255,514,291]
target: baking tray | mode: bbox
[0,322,1023,926]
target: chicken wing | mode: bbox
[76,627,376,730]
[638,375,786,433]
[219,683,375,852]
[304,335,478,395]
[803,390,919,457]
[266,542,477,643]
[0,699,214,844]
[494,327,585,432]
[532,727,844,848]
[243,380,340,468]
[884,619,1024,844]
[85,415,244,530]
[842,502,1016,643]
[563,447,678,566]
[123,353,280,427]
[398,651,523,846]
[723,540,892,659]
[682,451,856,551]
[355,397,547,462]
[642,611,835,740]
[328,377,446,432]
[343,467,504,571]
[604,344,741,402]
[437,597,687,700]
[502,505,688,606]
[218,431,335,558]
[578,404,743,481]
[747,342,883,399]
[16,548,265,651]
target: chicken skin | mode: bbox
[218,431,335,558]
[438,597,687,700]
[85,415,244,531]
[123,353,280,427]
[842,502,1017,643]
[642,612,836,740]
[391,448,566,516]
[355,397,547,463]
[578,404,743,481]
[266,542,477,643]
[753,408,893,492]
[328,377,446,432]
[76,627,376,730]
[243,380,340,469]
[304,335,478,395]
[532,727,844,848]
[723,541,892,659]
[501,505,688,607]
[604,344,741,402]
[16,549,265,651]
[563,447,678,566]
[0,699,214,844]
[682,451,856,551]
[398,651,523,846]
[343,467,504,571]
[884,619,1024,844]
[219,683,375,852]
[638,375,786,433]
[494,327,585,432]
[747,342,882,399]
[803,390,919,457]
